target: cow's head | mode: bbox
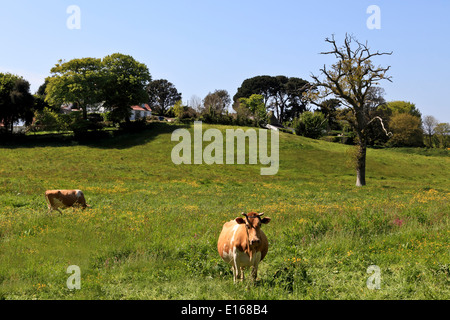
[235,212,271,248]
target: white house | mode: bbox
[58,102,152,121]
[130,104,152,121]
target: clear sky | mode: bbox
[1,0,449,122]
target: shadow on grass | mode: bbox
[0,122,190,150]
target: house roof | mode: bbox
[131,104,152,112]
[61,105,81,112]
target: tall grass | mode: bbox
[0,123,448,299]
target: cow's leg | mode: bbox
[48,207,62,215]
[251,265,258,281]
[251,257,261,281]
[46,197,54,214]
[232,249,242,283]
[232,265,238,283]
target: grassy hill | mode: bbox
[0,122,448,299]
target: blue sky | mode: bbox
[1,0,449,122]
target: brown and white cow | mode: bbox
[218,212,271,282]
[45,189,89,214]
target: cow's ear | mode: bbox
[235,217,246,224]
[261,217,271,224]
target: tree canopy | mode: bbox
[239,94,266,126]
[378,101,422,118]
[102,53,151,122]
[46,53,151,123]
[0,73,34,134]
[234,75,309,123]
[388,113,424,147]
[46,57,104,120]
[147,79,182,116]
[233,75,279,107]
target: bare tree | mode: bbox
[310,34,393,186]
[189,95,203,113]
[202,89,231,116]
[422,115,438,147]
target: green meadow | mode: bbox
[0,122,449,300]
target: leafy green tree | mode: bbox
[239,94,267,126]
[172,100,184,119]
[233,75,279,108]
[102,53,151,122]
[271,76,310,122]
[270,75,289,122]
[45,58,104,120]
[388,113,424,147]
[234,102,254,126]
[147,79,181,115]
[378,101,422,118]
[284,77,310,120]
[33,79,52,112]
[434,122,450,148]
[45,54,151,127]
[170,101,197,120]
[235,75,309,123]
[0,73,34,135]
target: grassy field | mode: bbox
[0,122,449,300]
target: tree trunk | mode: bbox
[355,140,367,187]
[82,106,88,120]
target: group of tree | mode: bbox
[233,75,310,123]
[1,54,188,135]
[229,34,447,186]
[175,76,312,127]
[2,37,449,188]
[46,53,151,124]
[1,53,154,136]
[170,89,271,128]
[308,34,450,185]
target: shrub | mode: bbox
[33,108,60,131]
[293,111,327,139]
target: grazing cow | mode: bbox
[45,189,89,214]
[218,212,271,282]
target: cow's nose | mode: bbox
[250,239,260,246]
